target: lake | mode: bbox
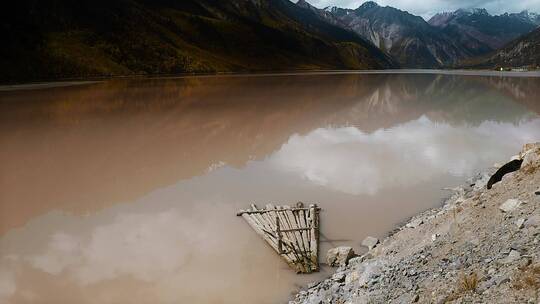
[1,71,539,304]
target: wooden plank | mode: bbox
[283,207,301,238]
[241,213,279,253]
[237,207,318,216]
[286,207,309,268]
[250,204,272,234]
[276,216,283,254]
[250,205,297,265]
[279,227,312,232]
[245,205,289,260]
[298,208,311,260]
[276,206,306,273]
[284,206,307,268]
[291,209,307,254]
[308,204,319,271]
[258,205,297,264]
[293,201,310,268]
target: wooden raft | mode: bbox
[237,202,320,273]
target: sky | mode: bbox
[300,0,540,19]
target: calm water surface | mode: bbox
[1,72,540,304]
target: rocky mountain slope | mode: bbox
[0,0,395,83]
[464,27,540,69]
[322,2,471,68]
[292,143,540,303]
[312,1,539,68]
[429,8,539,55]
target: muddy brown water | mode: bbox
[1,72,540,304]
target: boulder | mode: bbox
[521,143,540,167]
[535,187,540,195]
[487,159,523,189]
[523,150,540,167]
[361,236,379,250]
[326,246,355,267]
[499,199,522,213]
[521,142,540,156]
[515,218,525,229]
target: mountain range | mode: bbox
[429,9,539,52]
[1,0,539,82]
[319,2,471,68]
[314,2,539,68]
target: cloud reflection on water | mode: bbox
[270,116,540,195]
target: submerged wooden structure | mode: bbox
[237,202,320,273]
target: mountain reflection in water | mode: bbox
[1,72,539,304]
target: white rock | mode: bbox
[521,142,540,156]
[524,215,540,228]
[499,199,522,213]
[522,147,540,167]
[431,234,440,242]
[500,250,521,264]
[468,237,480,246]
[406,218,424,228]
[331,272,345,282]
[345,270,360,285]
[347,256,363,265]
[326,246,355,267]
[345,296,368,304]
[361,236,379,250]
[515,218,525,229]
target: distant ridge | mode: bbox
[429,8,538,52]
[463,27,540,69]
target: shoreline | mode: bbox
[291,143,540,304]
[2,69,540,89]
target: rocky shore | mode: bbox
[291,143,540,304]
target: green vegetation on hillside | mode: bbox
[0,0,395,83]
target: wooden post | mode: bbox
[276,216,283,254]
[309,204,319,271]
